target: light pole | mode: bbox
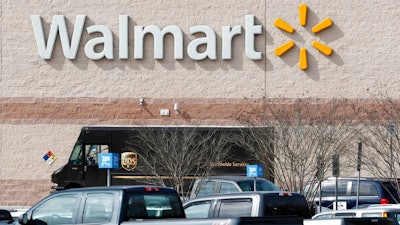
[386,123,397,178]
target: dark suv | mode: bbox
[309,177,400,210]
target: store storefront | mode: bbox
[1,0,400,206]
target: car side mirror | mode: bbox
[18,213,28,225]
[0,210,13,224]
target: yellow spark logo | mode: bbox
[274,4,333,70]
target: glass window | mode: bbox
[70,142,82,165]
[85,144,109,166]
[184,201,212,218]
[82,193,114,223]
[217,199,252,218]
[382,182,400,202]
[350,182,378,196]
[238,180,280,191]
[124,193,184,220]
[257,180,281,191]
[321,180,349,197]
[196,181,217,197]
[31,194,79,225]
[219,182,239,193]
[361,212,382,217]
[314,214,334,219]
[335,212,356,218]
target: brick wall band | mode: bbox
[1,180,52,206]
[0,97,397,125]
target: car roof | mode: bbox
[55,185,176,193]
[367,204,400,209]
[324,177,400,182]
[184,191,303,205]
[199,176,269,182]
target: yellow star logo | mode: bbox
[274,4,333,70]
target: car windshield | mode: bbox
[237,180,280,191]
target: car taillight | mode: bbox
[380,198,390,204]
[279,192,292,197]
[145,186,160,192]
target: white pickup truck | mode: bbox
[183,191,312,219]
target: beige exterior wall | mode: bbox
[1,0,400,205]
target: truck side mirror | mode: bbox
[18,213,28,225]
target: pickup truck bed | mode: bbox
[127,216,303,225]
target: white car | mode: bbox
[311,207,400,224]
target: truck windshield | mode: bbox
[70,142,83,165]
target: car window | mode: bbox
[217,198,252,218]
[82,193,114,223]
[350,182,378,196]
[237,180,280,191]
[84,144,109,166]
[184,201,212,218]
[257,180,281,191]
[313,214,334,219]
[382,182,400,202]
[196,181,217,197]
[334,212,356,218]
[31,193,80,225]
[219,182,239,193]
[124,192,184,220]
[361,212,382,217]
[321,180,349,197]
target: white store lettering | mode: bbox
[30,15,262,60]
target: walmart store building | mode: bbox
[1,0,400,206]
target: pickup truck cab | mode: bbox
[183,191,312,219]
[17,185,185,225]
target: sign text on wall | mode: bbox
[31,15,262,61]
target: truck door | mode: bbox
[83,144,109,187]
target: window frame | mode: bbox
[30,193,81,225]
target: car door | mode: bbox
[184,200,214,218]
[214,198,253,218]
[80,192,115,224]
[21,192,82,225]
[83,144,109,187]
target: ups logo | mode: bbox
[121,152,137,171]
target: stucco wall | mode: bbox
[2,0,399,99]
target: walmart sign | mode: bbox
[31,15,262,61]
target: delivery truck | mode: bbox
[51,126,273,192]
